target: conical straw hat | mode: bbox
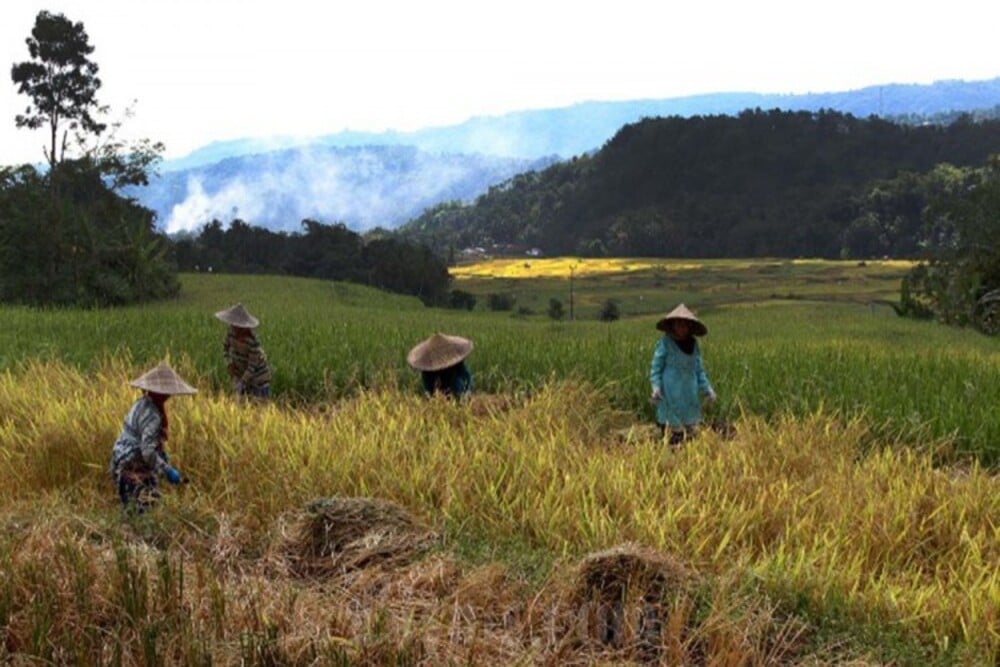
[655,303,707,336]
[407,333,473,371]
[214,303,260,328]
[129,361,198,395]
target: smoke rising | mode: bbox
[145,145,553,234]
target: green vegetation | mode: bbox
[3,266,1000,465]
[2,11,175,307]
[173,218,452,305]
[400,109,1000,259]
[894,158,1000,332]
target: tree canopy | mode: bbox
[1,11,177,307]
[896,158,1000,333]
[400,109,1000,259]
[173,219,452,306]
[11,10,104,168]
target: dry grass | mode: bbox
[272,496,439,578]
[0,358,997,664]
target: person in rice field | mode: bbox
[407,333,473,399]
[649,304,717,445]
[109,361,196,513]
[215,303,272,398]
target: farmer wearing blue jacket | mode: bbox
[649,304,716,444]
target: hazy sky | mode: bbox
[2,0,999,166]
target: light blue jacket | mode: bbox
[649,336,713,428]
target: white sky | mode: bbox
[2,0,999,166]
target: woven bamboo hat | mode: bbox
[407,333,474,372]
[129,361,198,395]
[214,303,259,328]
[655,303,707,336]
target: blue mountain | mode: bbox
[135,77,1000,233]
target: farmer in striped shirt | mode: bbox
[110,361,197,512]
[215,303,272,398]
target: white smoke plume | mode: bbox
[156,145,545,234]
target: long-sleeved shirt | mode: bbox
[110,395,169,478]
[223,330,271,389]
[649,335,713,428]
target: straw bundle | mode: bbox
[279,496,438,578]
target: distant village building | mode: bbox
[459,246,488,259]
[459,244,544,260]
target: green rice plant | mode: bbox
[3,271,1000,466]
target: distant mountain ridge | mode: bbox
[163,77,1000,170]
[133,77,1000,234]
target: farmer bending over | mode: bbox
[109,361,196,513]
[407,333,473,399]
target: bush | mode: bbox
[449,289,477,311]
[548,298,565,320]
[598,299,621,322]
[487,292,516,311]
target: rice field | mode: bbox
[1,262,999,664]
[449,256,914,318]
[3,266,999,463]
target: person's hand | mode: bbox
[705,389,717,405]
[650,387,662,403]
[165,467,182,485]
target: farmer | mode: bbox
[407,333,474,399]
[215,303,272,398]
[109,361,197,513]
[649,303,717,445]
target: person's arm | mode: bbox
[694,345,715,401]
[649,338,666,399]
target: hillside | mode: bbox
[399,109,1000,258]
[124,78,1000,237]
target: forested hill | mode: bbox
[398,109,1000,258]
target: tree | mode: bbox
[547,297,565,320]
[487,293,516,311]
[1,12,177,307]
[11,11,105,168]
[0,160,179,305]
[598,299,621,322]
[448,289,477,310]
[898,157,1000,333]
